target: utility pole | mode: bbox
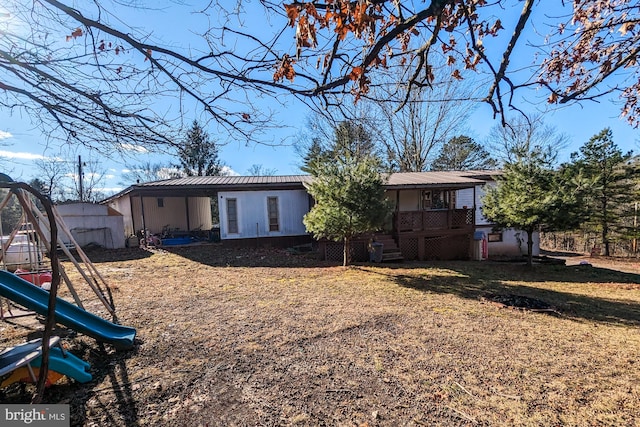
[78,155,83,202]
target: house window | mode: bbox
[488,232,503,242]
[226,198,238,234]
[267,197,279,232]
[157,198,164,208]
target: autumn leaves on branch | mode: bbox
[278,0,640,127]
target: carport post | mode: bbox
[185,197,190,231]
[140,195,147,233]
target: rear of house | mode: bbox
[103,171,538,260]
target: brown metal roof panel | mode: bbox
[386,171,486,186]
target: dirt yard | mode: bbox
[1,245,640,426]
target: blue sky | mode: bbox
[0,2,638,196]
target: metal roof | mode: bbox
[137,175,312,187]
[102,171,497,203]
[385,171,487,188]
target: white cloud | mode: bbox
[121,168,132,173]
[222,166,240,176]
[0,150,46,160]
[105,174,115,179]
[0,131,13,140]
[119,144,148,153]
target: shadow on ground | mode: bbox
[161,245,332,268]
[80,247,155,263]
[0,335,140,426]
[357,261,640,327]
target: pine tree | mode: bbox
[568,128,635,256]
[482,149,583,266]
[303,123,391,266]
[431,135,497,171]
[177,120,225,176]
[300,138,328,175]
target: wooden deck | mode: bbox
[393,209,474,260]
[318,209,476,262]
[395,209,474,234]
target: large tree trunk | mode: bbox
[526,229,534,267]
[602,224,610,256]
[602,198,610,256]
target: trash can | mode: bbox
[369,242,383,263]
[473,231,487,261]
[209,228,221,242]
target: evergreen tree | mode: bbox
[27,178,49,198]
[482,149,583,266]
[431,135,497,171]
[567,128,634,256]
[303,123,391,266]
[300,138,327,175]
[177,120,225,176]
[301,120,378,175]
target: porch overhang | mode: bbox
[384,171,486,190]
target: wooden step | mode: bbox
[373,234,403,262]
[382,252,404,262]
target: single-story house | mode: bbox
[102,171,539,260]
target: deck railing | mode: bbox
[395,209,473,232]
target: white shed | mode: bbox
[51,203,126,249]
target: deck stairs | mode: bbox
[372,233,404,263]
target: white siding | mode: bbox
[455,188,475,210]
[474,184,492,225]
[42,203,126,249]
[475,226,540,257]
[108,195,134,236]
[218,190,309,239]
[455,184,491,225]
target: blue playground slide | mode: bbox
[0,271,136,350]
[32,347,92,383]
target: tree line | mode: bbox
[300,115,638,266]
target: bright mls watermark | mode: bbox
[1,405,69,426]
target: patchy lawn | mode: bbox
[1,246,640,426]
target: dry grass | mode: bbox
[1,245,640,426]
